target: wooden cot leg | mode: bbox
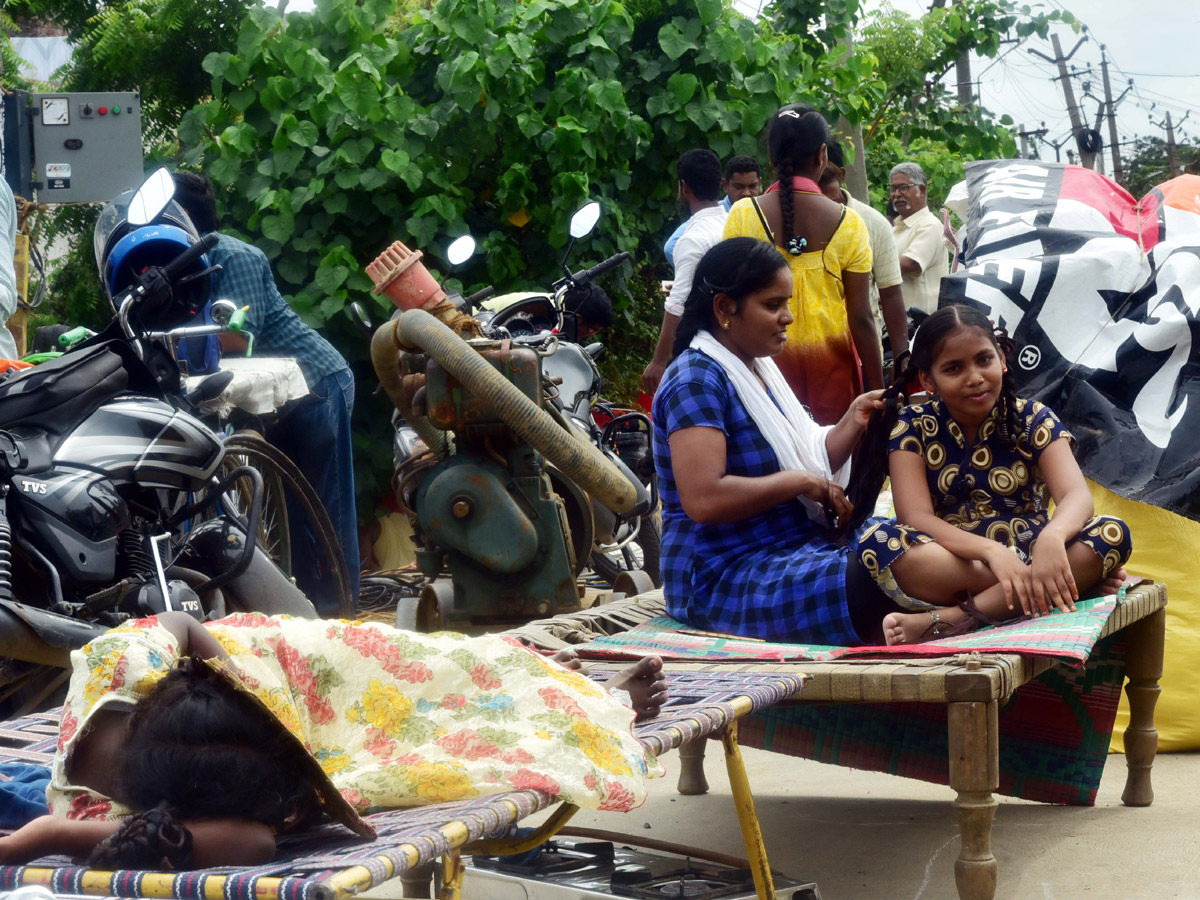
[948,700,1000,900]
[720,721,776,900]
[439,849,465,900]
[677,735,710,795]
[399,861,437,898]
[1121,606,1165,807]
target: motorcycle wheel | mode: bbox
[215,431,355,619]
[588,512,662,591]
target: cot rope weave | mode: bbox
[0,669,802,900]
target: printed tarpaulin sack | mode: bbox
[941,160,1200,749]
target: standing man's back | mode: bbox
[172,172,359,613]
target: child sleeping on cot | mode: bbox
[844,304,1131,644]
[0,612,667,869]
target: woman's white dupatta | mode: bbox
[691,329,850,523]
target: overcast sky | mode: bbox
[278,0,1196,160]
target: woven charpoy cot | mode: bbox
[508,580,1168,900]
[0,668,803,900]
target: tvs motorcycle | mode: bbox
[0,168,317,713]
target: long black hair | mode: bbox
[118,655,324,831]
[767,104,831,254]
[842,304,1020,534]
[672,237,789,358]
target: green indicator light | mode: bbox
[112,106,122,114]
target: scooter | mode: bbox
[0,169,317,714]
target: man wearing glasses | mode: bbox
[889,162,949,315]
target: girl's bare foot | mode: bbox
[551,647,588,675]
[881,608,973,646]
[606,656,668,721]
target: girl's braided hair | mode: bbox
[87,803,194,871]
[767,104,832,255]
[841,304,1021,535]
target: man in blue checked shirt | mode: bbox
[173,173,359,613]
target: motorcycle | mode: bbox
[0,168,317,713]
[370,202,656,630]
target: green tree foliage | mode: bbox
[1,10,35,91]
[176,0,880,509]
[10,0,253,140]
[1122,135,1200,200]
[857,1,1074,173]
[8,0,255,332]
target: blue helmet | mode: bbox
[103,224,213,327]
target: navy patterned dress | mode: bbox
[652,349,861,645]
[856,397,1132,606]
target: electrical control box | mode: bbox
[30,91,144,203]
[1,90,35,201]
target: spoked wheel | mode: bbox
[588,512,662,591]
[216,431,355,618]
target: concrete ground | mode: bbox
[550,746,1200,900]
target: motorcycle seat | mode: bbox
[0,341,131,437]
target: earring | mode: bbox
[721,320,730,331]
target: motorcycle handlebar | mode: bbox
[463,285,495,309]
[162,232,219,281]
[571,251,630,284]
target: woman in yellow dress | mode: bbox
[724,104,881,425]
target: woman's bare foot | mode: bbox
[606,656,668,721]
[882,608,973,646]
[551,647,589,675]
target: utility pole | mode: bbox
[930,0,973,109]
[1164,112,1185,177]
[1016,124,1047,160]
[1030,33,1095,168]
[1098,46,1133,186]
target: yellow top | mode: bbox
[724,197,873,424]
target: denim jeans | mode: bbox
[269,367,359,614]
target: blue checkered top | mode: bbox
[210,234,348,387]
[652,349,859,645]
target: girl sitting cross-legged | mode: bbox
[844,304,1132,645]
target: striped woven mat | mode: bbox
[576,593,1134,666]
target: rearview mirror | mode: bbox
[127,167,175,226]
[569,201,601,240]
[446,235,476,267]
[209,299,238,327]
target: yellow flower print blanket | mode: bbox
[49,614,662,824]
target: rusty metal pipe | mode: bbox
[371,318,448,454]
[388,309,640,514]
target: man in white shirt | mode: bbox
[820,141,907,365]
[641,149,727,393]
[0,179,20,360]
[890,162,949,315]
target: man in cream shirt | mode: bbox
[820,141,907,363]
[890,162,949,315]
